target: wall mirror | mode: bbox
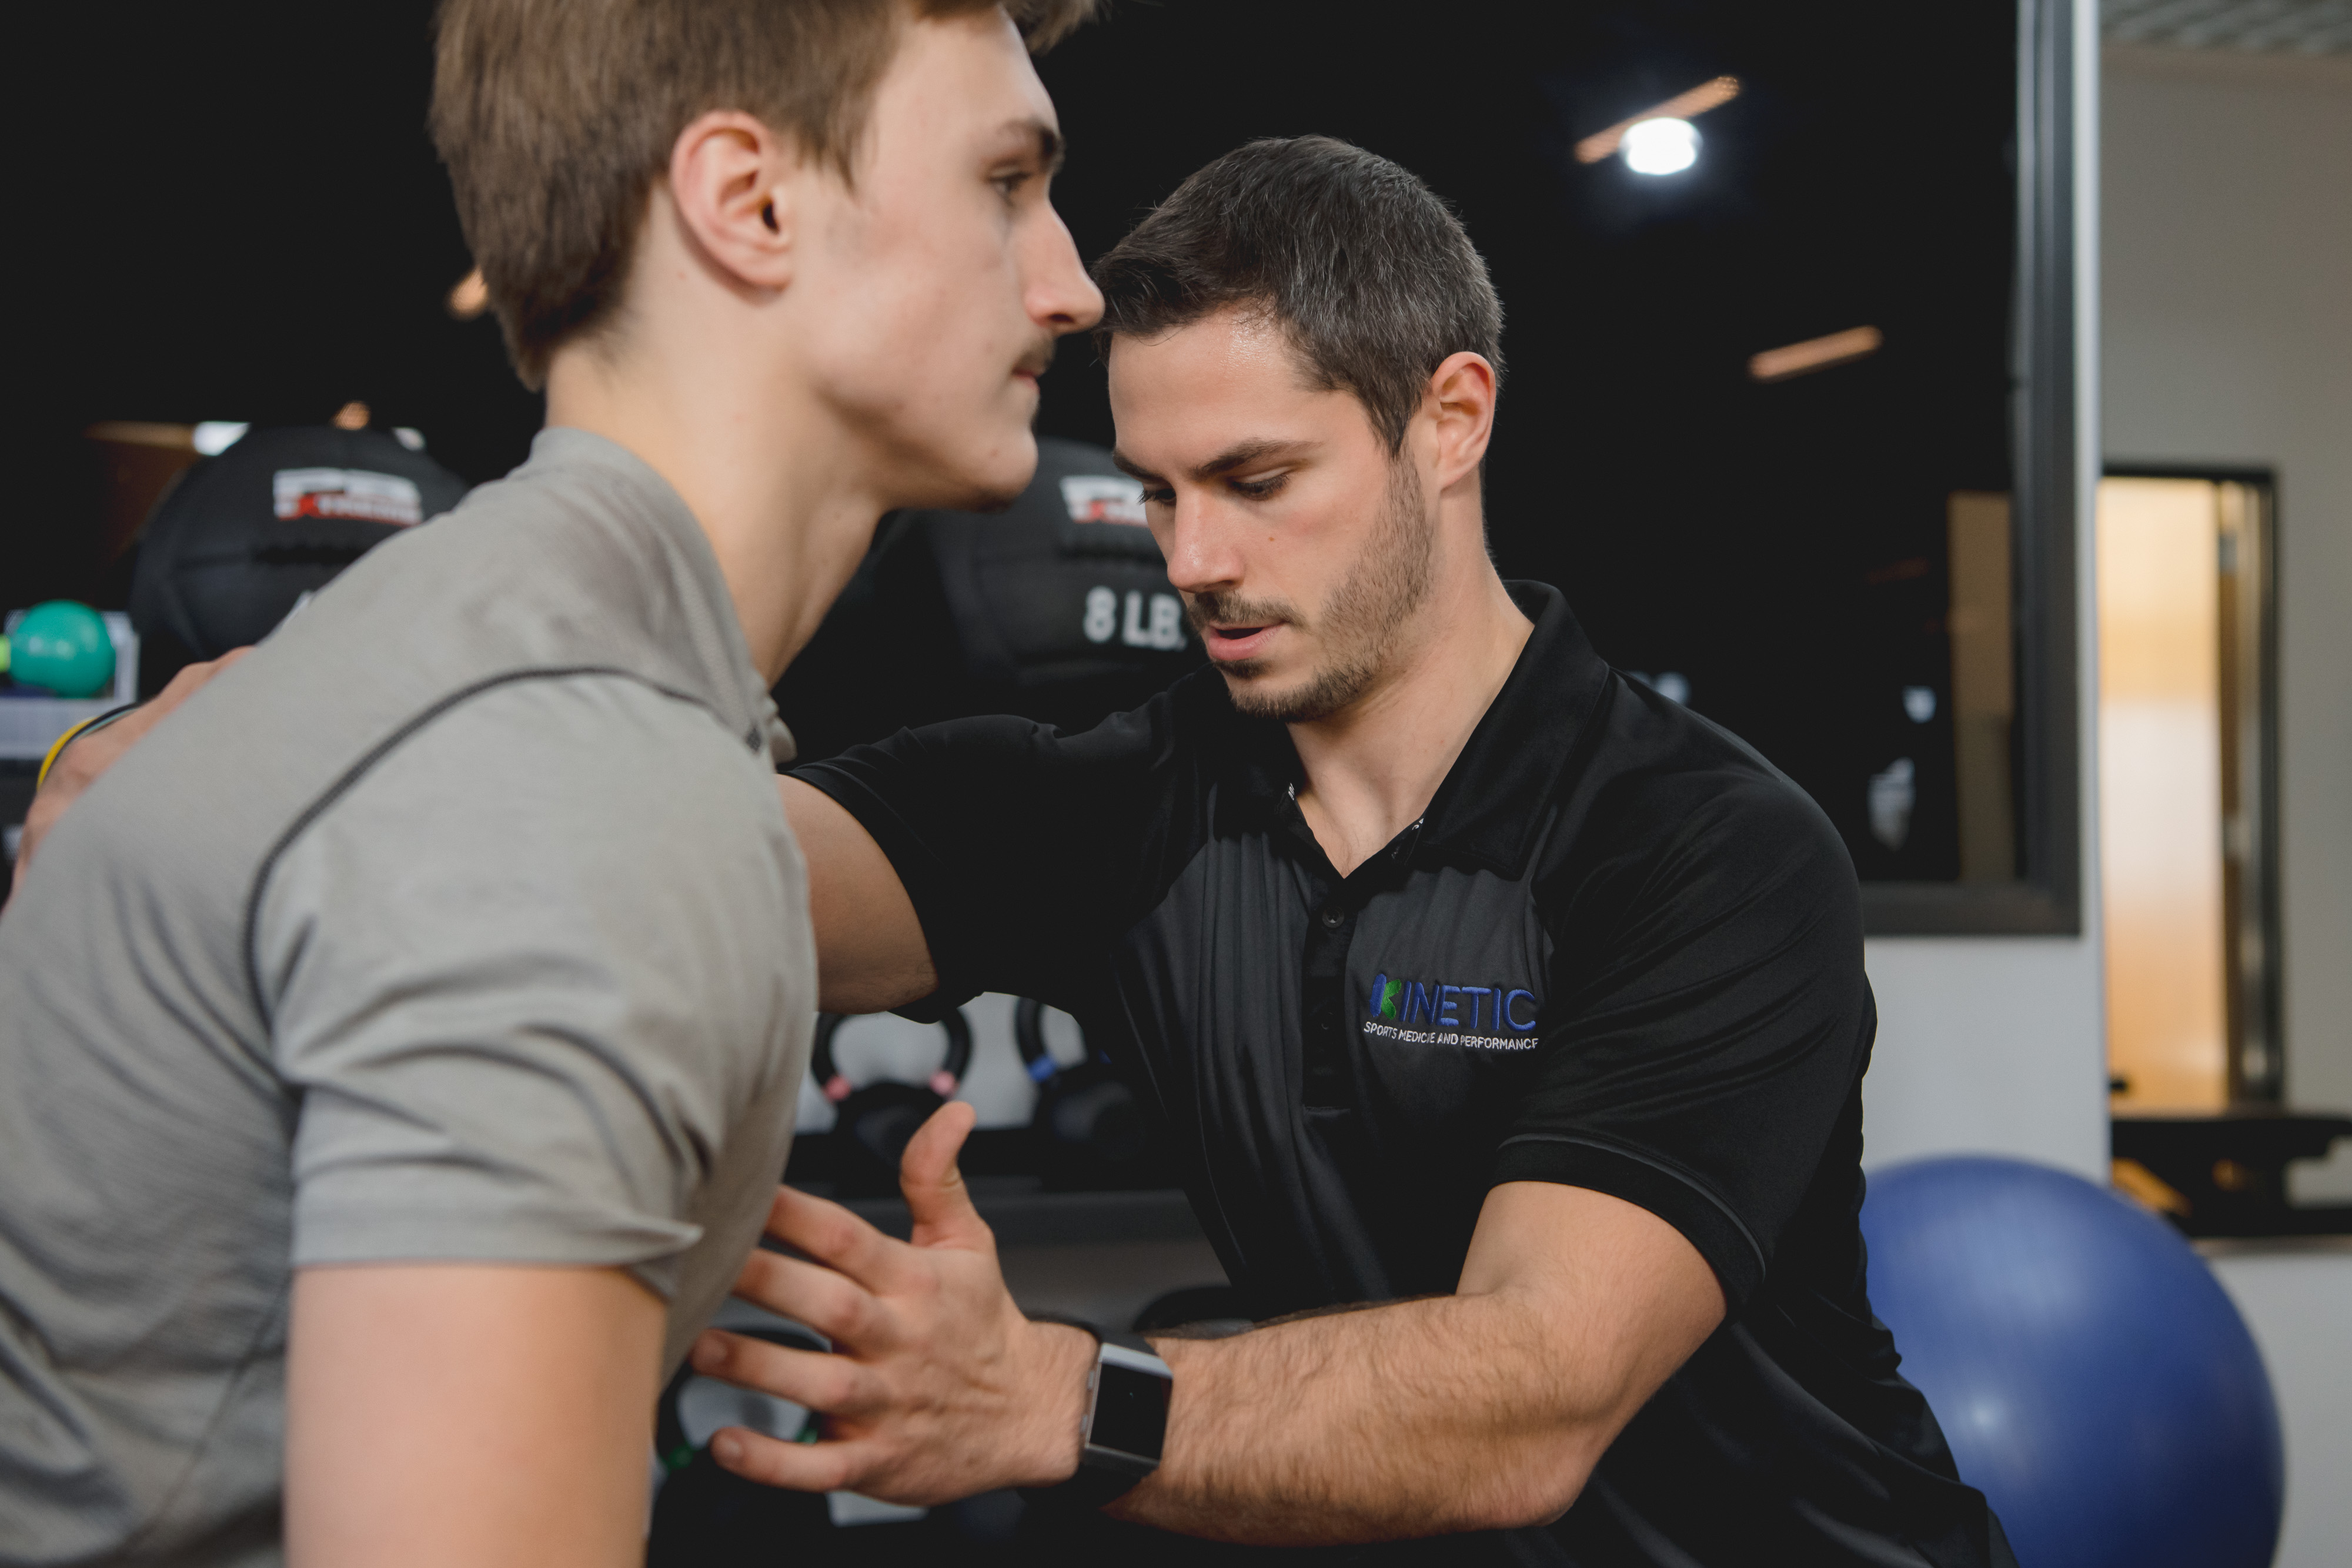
[1034,0,2083,933]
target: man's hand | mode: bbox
[695,1101,1095,1504]
[704,1155,1725,1543]
[9,649,250,898]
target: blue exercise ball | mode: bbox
[1860,1156,2282,1568]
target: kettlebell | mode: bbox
[1015,998,1153,1189]
[811,1009,971,1196]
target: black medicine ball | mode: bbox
[130,425,470,689]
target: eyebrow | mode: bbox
[1113,437,1314,486]
[1000,116,1065,175]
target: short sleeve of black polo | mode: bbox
[789,694,1188,1013]
[1494,753,1871,1312]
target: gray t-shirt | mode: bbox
[0,429,814,1566]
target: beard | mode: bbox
[1187,459,1435,724]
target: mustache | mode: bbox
[1184,591,1298,631]
[1016,337,1057,379]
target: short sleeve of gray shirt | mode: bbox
[253,672,809,1299]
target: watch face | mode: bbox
[1089,1359,1172,1462]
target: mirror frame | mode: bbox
[1862,0,2082,936]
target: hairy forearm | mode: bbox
[1112,1290,1617,1544]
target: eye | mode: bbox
[991,169,1034,203]
[1140,486,1175,507]
[1231,473,1288,500]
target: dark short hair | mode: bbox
[432,0,1095,389]
[1091,136,1504,451]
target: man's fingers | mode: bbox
[900,1100,991,1251]
[11,647,257,896]
[730,1250,892,1350]
[690,1330,877,1416]
[756,1184,918,1295]
[707,1426,887,1496]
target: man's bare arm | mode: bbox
[1107,1181,1724,1542]
[702,1117,1725,1542]
[779,775,937,1013]
[285,1264,663,1567]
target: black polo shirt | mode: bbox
[795,583,2011,1567]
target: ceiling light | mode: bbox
[1622,118,1701,176]
[1748,326,1885,382]
[1576,76,1740,164]
[192,422,250,456]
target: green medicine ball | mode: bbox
[9,600,117,698]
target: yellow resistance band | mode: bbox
[36,704,140,790]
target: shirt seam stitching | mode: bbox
[240,664,733,1029]
[1494,1130,1768,1278]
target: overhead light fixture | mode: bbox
[192,422,250,456]
[1576,75,1740,165]
[447,266,489,320]
[1749,326,1884,383]
[1622,118,1700,176]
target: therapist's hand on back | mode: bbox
[689,1102,1098,1505]
[9,649,250,901]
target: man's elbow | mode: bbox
[1465,1437,1603,1533]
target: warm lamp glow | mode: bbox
[447,267,489,320]
[1575,76,1741,164]
[1748,326,1884,383]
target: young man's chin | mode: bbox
[894,427,1038,515]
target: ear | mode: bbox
[665,109,804,293]
[1424,351,1499,492]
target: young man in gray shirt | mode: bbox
[0,2,1101,1563]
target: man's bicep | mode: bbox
[1460,1182,1723,1443]
[1505,780,1869,1308]
[262,678,810,1284]
[286,1263,662,1568]
[781,775,938,1013]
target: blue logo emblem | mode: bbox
[1367,974,1538,1033]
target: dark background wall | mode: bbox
[5,0,2018,880]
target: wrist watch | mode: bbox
[1031,1322,1173,1509]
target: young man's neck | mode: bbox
[1288,516,1532,879]
[542,229,888,686]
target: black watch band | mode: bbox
[1024,1319,1172,1511]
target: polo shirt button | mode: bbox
[1320,907,1344,929]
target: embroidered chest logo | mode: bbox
[1364,973,1539,1050]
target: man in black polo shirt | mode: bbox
[22,134,2004,1561]
[692,137,2013,1566]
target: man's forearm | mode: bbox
[1111,1290,1618,1544]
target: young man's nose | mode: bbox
[1028,208,1103,335]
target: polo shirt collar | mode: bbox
[1414,581,1609,874]
[1215,581,1610,877]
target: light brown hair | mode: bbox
[431,0,1095,387]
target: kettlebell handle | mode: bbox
[810,1008,972,1104]
[1014,997,1071,1084]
